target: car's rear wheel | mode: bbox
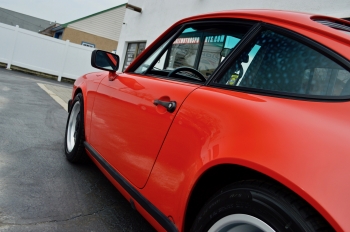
[64,93,85,163]
[191,180,333,232]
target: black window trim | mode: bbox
[145,25,186,74]
[205,22,262,84]
[127,19,259,85]
[127,24,184,73]
[208,22,350,101]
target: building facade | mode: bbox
[116,0,350,71]
[52,4,126,52]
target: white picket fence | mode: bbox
[0,23,99,81]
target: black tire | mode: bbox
[64,93,85,163]
[191,180,333,232]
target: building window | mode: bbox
[54,31,63,39]
[81,41,95,48]
[123,42,146,71]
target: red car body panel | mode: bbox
[72,10,350,231]
[73,72,108,141]
[88,72,199,188]
[142,87,350,231]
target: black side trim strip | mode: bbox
[84,142,178,232]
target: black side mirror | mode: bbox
[91,50,120,72]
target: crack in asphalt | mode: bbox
[0,205,117,227]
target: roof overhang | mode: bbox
[126,3,142,13]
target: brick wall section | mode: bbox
[62,27,118,52]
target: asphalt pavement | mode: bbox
[0,68,155,232]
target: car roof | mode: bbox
[127,10,350,74]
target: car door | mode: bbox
[90,72,199,188]
[89,21,253,188]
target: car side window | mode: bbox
[134,23,252,82]
[214,30,350,97]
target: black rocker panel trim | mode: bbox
[84,142,178,232]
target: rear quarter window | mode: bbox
[214,29,350,98]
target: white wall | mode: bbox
[0,22,98,81]
[116,0,350,71]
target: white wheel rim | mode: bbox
[208,214,276,232]
[66,101,81,152]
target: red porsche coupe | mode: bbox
[64,10,350,231]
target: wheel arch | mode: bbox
[72,87,85,115]
[72,85,87,120]
[182,163,333,231]
[71,85,89,137]
[73,87,83,97]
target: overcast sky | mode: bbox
[0,0,127,23]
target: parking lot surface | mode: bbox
[0,68,155,232]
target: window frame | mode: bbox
[208,23,350,101]
[122,41,147,71]
[127,19,258,84]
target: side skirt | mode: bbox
[84,142,178,232]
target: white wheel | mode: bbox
[64,93,85,162]
[191,180,333,231]
[66,101,80,152]
[208,214,275,232]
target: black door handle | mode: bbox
[153,99,177,113]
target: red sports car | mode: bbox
[64,10,350,231]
